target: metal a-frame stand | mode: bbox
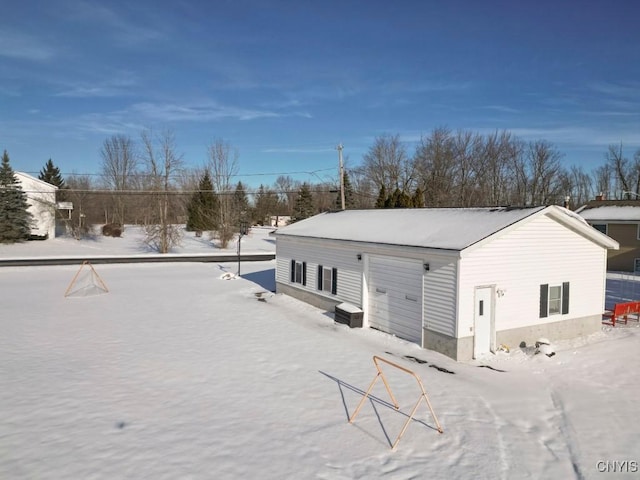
[348,355,443,450]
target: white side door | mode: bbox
[473,286,494,358]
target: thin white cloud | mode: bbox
[76,116,143,135]
[262,146,335,154]
[481,105,519,114]
[0,85,22,97]
[589,81,640,99]
[129,102,282,122]
[54,73,138,98]
[579,110,640,117]
[0,31,56,62]
[382,80,472,95]
[485,126,640,148]
[55,86,127,98]
[64,0,164,47]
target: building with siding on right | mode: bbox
[576,198,640,272]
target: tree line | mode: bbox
[3,126,640,249]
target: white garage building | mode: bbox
[274,206,618,361]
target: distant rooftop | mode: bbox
[577,200,640,222]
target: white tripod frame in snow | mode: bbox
[348,355,443,450]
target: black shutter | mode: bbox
[302,262,307,286]
[562,282,570,314]
[331,268,338,295]
[290,260,295,282]
[317,265,323,290]
[539,284,548,318]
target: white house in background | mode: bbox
[274,206,618,361]
[15,172,57,239]
[269,215,291,227]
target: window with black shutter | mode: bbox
[317,265,338,295]
[540,282,570,317]
[291,260,306,285]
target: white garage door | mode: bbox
[368,256,423,344]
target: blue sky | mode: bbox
[2,0,640,187]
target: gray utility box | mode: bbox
[334,303,364,328]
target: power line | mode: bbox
[21,167,338,180]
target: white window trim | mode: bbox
[321,266,333,292]
[317,265,337,295]
[291,259,306,285]
[548,285,562,316]
[294,261,303,284]
[540,282,569,318]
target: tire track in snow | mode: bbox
[478,396,509,480]
[549,389,584,480]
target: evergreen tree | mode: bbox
[412,187,425,208]
[186,171,218,232]
[232,181,250,226]
[254,184,280,225]
[38,159,65,188]
[375,185,387,208]
[0,150,33,243]
[290,182,314,223]
[389,188,412,208]
[335,172,356,210]
[39,158,68,202]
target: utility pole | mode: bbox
[337,143,345,210]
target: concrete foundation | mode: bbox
[495,314,602,351]
[276,281,343,313]
[423,328,473,362]
[424,314,602,362]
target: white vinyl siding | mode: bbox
[15,173,57,239]
[423,257,457,337]
[276,237,361,305]
[459,213,606,337]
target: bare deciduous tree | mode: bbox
[525,140,564,205]
[414,127,456,207]
[605,143,640,199]
[207,139,239,248]
[100,134,138,225]
[476,130,516,206]
[362,134,414,197]
[565,165,594,208]
[274,175,298,215]
[140,129,184,253]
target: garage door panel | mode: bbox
[368,256,423,344]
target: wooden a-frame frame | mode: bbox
[64,261,109,297]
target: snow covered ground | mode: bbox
[0,225,276,259]
[1,228,639,479]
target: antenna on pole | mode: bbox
[337,143,345,210]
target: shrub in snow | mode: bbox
[102,223,122,237]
